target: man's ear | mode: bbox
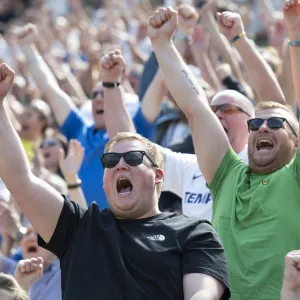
[155,169,164,185]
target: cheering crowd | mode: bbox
[0,0,300,299]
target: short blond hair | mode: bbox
[104,132,164,194]
[0,273,29,300]
[256,101,299,135]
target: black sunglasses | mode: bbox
[247,117,298,137]
[91,89,104,100]
[210,103,251,116]
[101,151,158,169]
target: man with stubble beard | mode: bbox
[148,5,300,300]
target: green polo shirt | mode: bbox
[209,148,300,300]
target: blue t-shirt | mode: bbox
[60,107,154,208]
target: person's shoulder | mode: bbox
[157,212,211,231]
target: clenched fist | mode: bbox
[283,0,300,32]
[14,257,43,292]
[14,23,39,46]
[281,250,300,299]
[99,50,126,83]
[148,7,178,45]
[216,11,245,42]
[177,4,199,32]
[0,63,15,102]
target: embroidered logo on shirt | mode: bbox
[193,173,203,180]
[147,235,165,241]
[261,179,270,185]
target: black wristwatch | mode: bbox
[102,82,121,88]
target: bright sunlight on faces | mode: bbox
[256,102,299,136]
[104,132,164,194]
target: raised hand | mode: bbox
[148,7,178,44]
[99,50,126,83]
[190,25,210,52]
[0,201,21,240]
[14,257,44,292]
[216,11,245,41]
[177,4,199,33]
[14,23,39,46]
[59,139,84,183]
[281,250,300,299]
[0,63,15,102]
[283,0,300,32]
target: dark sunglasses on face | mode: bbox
[101,151,158,169]
[210,103,250,116]
[91,89,104,100]
[40,139,59,149]
[247,117,298,137]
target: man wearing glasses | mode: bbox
[161,89,254,220]
[149,6,300,300]
[0,64,230,299]
[15,24,155,208]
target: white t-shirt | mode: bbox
[162,146,248,221]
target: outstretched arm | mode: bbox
[217,11,285,104]
[0,63,64,243]
[283,0,300,151]
[100,50,136,138]
[149,7,230,185]
[16,24,74,126]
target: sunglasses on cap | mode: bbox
[91,89,104,100]
[40,139,59,149]
[210,103,251,116]
[101,151,158,169]
[247,117,298,137]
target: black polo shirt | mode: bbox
[39,198,230,300]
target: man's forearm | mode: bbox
[287,29,300,105]
[234,36,285,104]
[204,11,244,84]
[0,103,32,193]
[20,45,73,125]
[152,41,230,184]
[104,86,136,139]
[141,69,167,123]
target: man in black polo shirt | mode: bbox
[0,55,230,299]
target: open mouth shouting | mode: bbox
[256,139,274,152]
[116,177,133,197]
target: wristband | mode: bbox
[67,181,82,189]
[231,32,246,44]
[288,40,300,47]
[102,82,121,88]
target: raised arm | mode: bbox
[217,11,285,104]
[148,7,230,185]
[100,50,136,138]
[141,69,167,123]
[58,139,87,209]
[16,24,74,126]
[283,0,300,151]
[0,63,64,243]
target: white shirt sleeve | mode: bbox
[160,147,198,198]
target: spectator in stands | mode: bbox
[149,5,300,299]
[15,24,156,208]
[0,61,230,300]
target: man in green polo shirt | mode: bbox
[149,4,300,300]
